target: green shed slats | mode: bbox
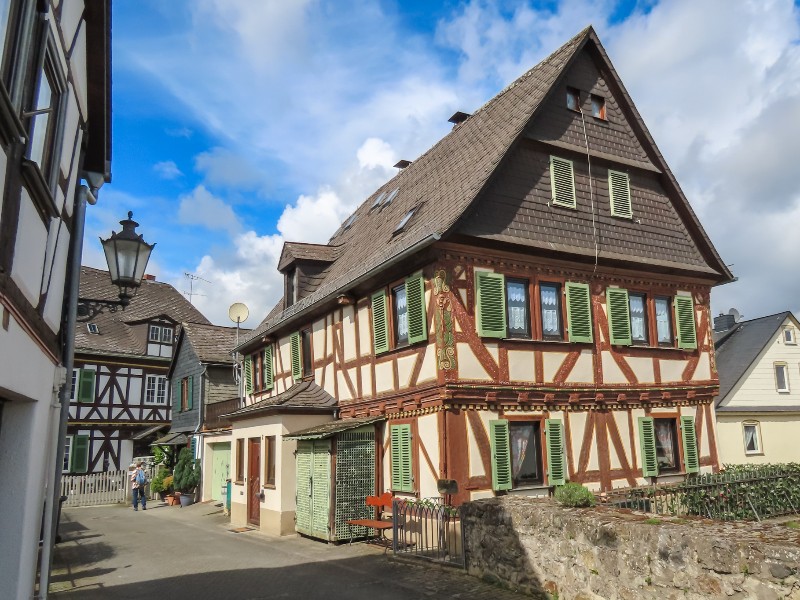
[311,439,331,539]
[371,291,390,355]
[606,287,632,346]
[674,296,697,350]
[290,332,302,381]
[489,420,512,491]
[295,441,313,536]
[475,271,507,338]
[565,282,593,343]
[264,345,274,390]
[608,169,632,218]
[71,435,89,473]
[405,276,428,345]
[545,419,566,486]
[550,156,576,208]
[681,416,700,474]
[244,355,253,394]
[77,369,95,403]
[638,417,658,477]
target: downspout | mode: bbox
[193,364,207,500]
[39,183,97,599]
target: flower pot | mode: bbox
[165,494,178,506]
[178,492,194,507]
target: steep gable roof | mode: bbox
[75,266,210,357]
[224,381,336,419]
[714,311,797,406]
[239,26,731,350]
[182,322,249,365]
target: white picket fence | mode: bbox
[61,469,128,507]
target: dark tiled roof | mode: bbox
[238,26,730,350]
[224,381,336,419]
[284,416,385,440]
[278,242,342,271]
[714,312,794,404]
[181,322,250,365]
[75,266,210,356]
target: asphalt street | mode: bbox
[49,502,529,600]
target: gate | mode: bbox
[61,470,127,507]
[392,498,464,567]
[295,439,331,539]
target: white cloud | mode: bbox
[194,147,268,191]
[153,160,183,180]
[357,138,396,170]
[177,185,241,235]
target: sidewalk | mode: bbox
[50,501,529,599]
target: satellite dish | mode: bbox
[228,303,249,324]
[728,308,741,323]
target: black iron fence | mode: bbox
[392,498,464,567]
[602,465,800,521]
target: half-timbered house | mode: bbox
[67,266,210,473]
[167,321,247,502]
[231,27,732,535]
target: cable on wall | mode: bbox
[579,108,599,277]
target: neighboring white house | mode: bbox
[0,2,111,598]
[714,311,800,465]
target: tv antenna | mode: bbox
[184,272,211,304]
[228,303,249,387]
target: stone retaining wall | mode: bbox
[461,497,800,599]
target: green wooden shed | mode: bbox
[285,416,384,542]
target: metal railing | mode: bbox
[392,498,464,567]
[601,466,800,521]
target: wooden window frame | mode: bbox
[263,435,276,488]
[653,416,681,475]
[391,282,409,348]
[742,421,762,456]
[566,86,580,112]
[252,351,262,391]
[590,94,606,120]
[653,296,674,347]
[775,362,790,393]
[235,438,245,483]
[503,415,545,488]
[300,329,313,379]
[505,277,531,339]
[148,324,161,342]
[180,377,189,411]
[784,328,796,345]
[144,375,167,405]
[628,291,649,346]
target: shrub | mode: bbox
[554,483,596,508]
[162,475,174,493]
[173,448,200,493]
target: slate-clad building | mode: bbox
[68,267,210,473]
[230,27,732,536]
[167,321,246,502]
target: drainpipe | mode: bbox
[193,365,207,500]
[39,183,97,599]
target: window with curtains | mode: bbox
[629,293,648,344]
[491,419,565,490]
[540,283,562,339]
[393,284,409,346]
[743,422,761,455]
[654,418,680,473]
[506,278,530,338]
[509,421,543,486]
[655,297,673,345]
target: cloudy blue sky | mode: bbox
[86,0,800,327]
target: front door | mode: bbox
[210,442,231,502]
[247,437,261,525]
[294,439,331,539]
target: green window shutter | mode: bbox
[475,271,507,338]
[565,282,593,343]
[72,435,89,473]
[550,156,576,208]
[390,424,413,492]
[290,332,302,381]
[489,420,512,491]
[405,276,428,345]
[674,296,697,350]
[608,169,632,218]
[244,355,253,394]
[606,288,632,346]
[681,416,700,474]
[638,417,658,477]
[77,369,95,403]
[264,345,274,390]
[187,376,193,410]
[371,291,390,355]
[545,419,566,486]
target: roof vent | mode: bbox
[393,160,412,169]
[448,111,471,125]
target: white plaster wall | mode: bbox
[626,356,654,383]
[542,351,567,382]
[565,350,594,383]
[457,343,490,380]
[42,225,70,331]
[360,364,372,398]
[396,354,416,388]
[416,413,440,498]
[717,414,800,465]
[357,304,370,356]
[508,349,535,382]
[341,305,356,361]
[660,358,688,383]
[11,191,47,305]
[416,345,437,384]
[374,362,393,393]
[312,318,325,361]
[600,352,626,384]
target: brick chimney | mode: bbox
[142,274,156,282]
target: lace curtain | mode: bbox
[541,286,559,334]
[507,282,527,332]
[630,295,646,340]
[655,299,671,343]
[396,288,408,338]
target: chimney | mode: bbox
[714,312,735,332]
[448,111,471,125]
[393,160,411,169]
[142,274,156,282]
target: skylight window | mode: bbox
[87,323,99,334]
[394,206,418,233]
[382,188,399,208]
[343,213,358,230]
[370,192,386,210]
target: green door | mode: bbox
[210,442,231,502]
[294,439,331,540]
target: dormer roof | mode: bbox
[278,242,341,272]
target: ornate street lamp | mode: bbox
[77,211,155,319]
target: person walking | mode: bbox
[130,461,148,511]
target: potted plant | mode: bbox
[173,447,200,507]
[162,475,178,505]
[150,467,170,501]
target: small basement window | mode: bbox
[591,94,606,119]
[566,87,580,111]
[87,323,99,334]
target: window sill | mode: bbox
[234,480,244,485]
[744,452,764,457]
[262,484,276,490]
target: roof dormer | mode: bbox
[278,242,340,307]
